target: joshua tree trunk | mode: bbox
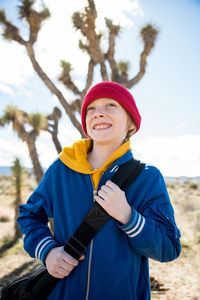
[12,158,23,240]
[14,194,22,239]
[27,136,44,183]
[51,133,62,153]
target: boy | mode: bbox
[18,81,181,300]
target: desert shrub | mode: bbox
[166,183,175,189]
[189,183,198,190]
[181,240,191,249]
[0,215,11,222]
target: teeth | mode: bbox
[94,124,111,129]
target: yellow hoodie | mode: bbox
[59,139,131,190]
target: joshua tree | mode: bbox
[0,106,46,183]
[11,158,24,239]
[0,0,158,132]
[0,105,62,182]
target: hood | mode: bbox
[59,139,131,190]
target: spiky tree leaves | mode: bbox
[118,61,130,82]
[58,61,81,96]
[0,9,26,44]
[18,0,50,44]
[140,24,158,54]
[126,24,159,88]
[28,112,48,133]
[11,158,24,239]
[0,10,6,23]
[72,0,108,81]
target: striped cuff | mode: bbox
[35,236,59,264]
[118,208,145,238]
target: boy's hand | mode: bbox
[94,180,132,224]
[45,246,85,278]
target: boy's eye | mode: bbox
[107,103,116,107]
[87,106,94,111]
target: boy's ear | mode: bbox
[128,121,137,134]
[128,127,136,136]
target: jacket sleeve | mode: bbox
[117,166,181,262]
[17,165,60,264]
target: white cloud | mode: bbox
[0,39,34,87]
[0,134,31,167]
[95,0,144,28]
[132,134,200,177]
[0,82,14,96]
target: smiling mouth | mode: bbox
[93,124,112,130]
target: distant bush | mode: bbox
[181,240,191,249]
[189,183,198,190]
[0,215,10,222]
[166,183,175,189]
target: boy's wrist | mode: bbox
[119,205,132,225]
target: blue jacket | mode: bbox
[18,144,181,300]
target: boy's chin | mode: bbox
[92,136,123,145]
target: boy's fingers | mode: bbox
[105,180,119,189]
[79,255,85,260]
[98,189,107,199]
[62,251,79,266]
[94,196,106,210]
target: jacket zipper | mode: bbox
[85,175,101,300]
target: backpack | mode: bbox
[1,158,145,300]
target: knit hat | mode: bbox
[81,81,141,136]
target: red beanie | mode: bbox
[81,81,141,136]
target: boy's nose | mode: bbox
[93,108,105,118]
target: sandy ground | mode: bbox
[0,176,199,299]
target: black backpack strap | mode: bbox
[116,158,146,191]
[30,158,145,300]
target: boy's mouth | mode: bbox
[93,123,112,130]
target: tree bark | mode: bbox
[126,50,147,88]
[14,194,22,239]
[27,136,44,183]
[51,132,62,153]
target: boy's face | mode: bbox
[85,98,135,145]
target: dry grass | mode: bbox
[149,182,200,299]
[0,175,200,299]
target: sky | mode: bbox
[0,0,199,177]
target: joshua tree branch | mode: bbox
[47,107,62,153]
[82,59,95,97]
[25,43,84,136]
[126,24,158,88]
[105,18,120,82]
[125,50,147,88]
[100,62,109,81]
[0,12,26,45]
[59,72,81,95]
